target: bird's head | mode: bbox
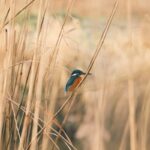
[71,69,91,77]
[71,69,86,76]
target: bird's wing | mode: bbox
[65,76,81,92]
[65,76,76,92]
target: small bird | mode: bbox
[65,69,91,92]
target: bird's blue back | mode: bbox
[65,75,79,92]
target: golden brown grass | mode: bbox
[0,0,150,150]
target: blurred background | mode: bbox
[0,0,150,150]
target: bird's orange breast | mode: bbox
[68,77,82,91]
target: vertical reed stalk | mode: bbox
[95,85,105,150]
[128,79,137,150]
[31,0,49,149]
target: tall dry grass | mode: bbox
[0,0,150,150]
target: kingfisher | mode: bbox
[65,69,91,92]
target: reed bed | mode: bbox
[0,0,150,150]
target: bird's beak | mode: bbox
[82,72,92,75]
